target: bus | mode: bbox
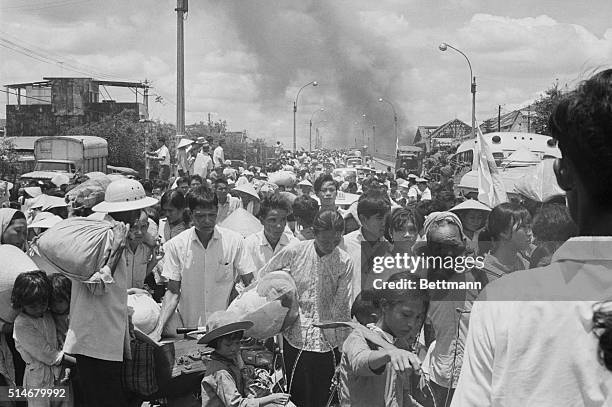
[449,132,561,169]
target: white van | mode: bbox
[450,132,561,168]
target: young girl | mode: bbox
[11,271,76,407]
[450,199,491,254]
[49,274,71,350]
[200,311,291,407]
[479,202,532,286]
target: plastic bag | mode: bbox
[31,217,128,281]
[514,158,565,203]
[127,293,161,335]
[0,245,40,323]
[227,270,299,339]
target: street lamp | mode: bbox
[439,42,477,138]
[378,97,398,150]
[293,81,318,152]
[315,120,327,149]
[362,114,376,153]
[309,108,325,152]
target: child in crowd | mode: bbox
[200,311,291,407]
[339,272,428,407]
[351,292,378,326]
[11,271,76,407]
[49,274,71,348]
[291,195,319,241]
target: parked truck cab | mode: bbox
[21,135,108,183]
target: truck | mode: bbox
[21,136,108,183]
[395,145,424,175]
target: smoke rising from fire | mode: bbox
[212,0,410,154]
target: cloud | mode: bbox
[2,2,612,153]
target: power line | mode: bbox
[0,34,139,82]
[0,30,122,80]
[1,0,92,11]
[2,88,53,104]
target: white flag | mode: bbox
[476,127,508,207]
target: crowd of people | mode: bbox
[1,69,612,407]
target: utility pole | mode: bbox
[498,105,501,132]
[372,124,376,152]
[176,0,187,135]
[527,107,531,132]
[143,79,149,116]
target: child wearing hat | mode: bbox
[200,311,291,406]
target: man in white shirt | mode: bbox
[150,186,256,340]
[193,142,213,179]
[244,194,298,273]
[213,139,225,169]
[417,177,432,201]
[214,177,241,224]
[149,137,171,180]
[340,189,391,302]
[407,174,420,203]
[452,69,612,406]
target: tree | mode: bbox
[531,82,564,135]
[0,137,18,180]
[62,110,176,175]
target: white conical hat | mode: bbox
[219,208,263,238]
[233,182,259,200]
[450,199,492,213]
[177,138,194,149]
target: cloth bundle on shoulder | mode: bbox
[227,270,299,339]
[268,170,296,187]
[31,217,127,281]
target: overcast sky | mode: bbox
[1,0,611,155]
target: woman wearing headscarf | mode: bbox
[1,209,31,404]
[0,208,28,252]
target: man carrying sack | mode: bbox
[63,179,157,407]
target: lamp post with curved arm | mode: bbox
[378,97,398,150]
[362,113,376,153]
[309,108,325,152]
[293,81,318,152]
[439,42,476,138]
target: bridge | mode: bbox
[370,153,395,172]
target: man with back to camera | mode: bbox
[451,70,612,406]
[213,138,225,170]
[148,136,171,180]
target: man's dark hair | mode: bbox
[357,189,391,219]
[313,174,337,194]
[292,195,319,227]
[189,175,203,185]
[187,186,217,211]
[141,179,153,194]
[532,203,577,243]
[258,194,291,220]
[214,177,229,187]
[549,69,612,207]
